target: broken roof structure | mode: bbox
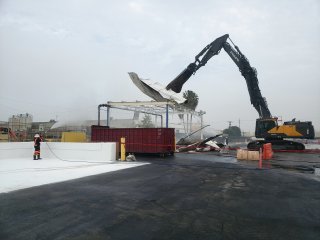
[128,72,186,104]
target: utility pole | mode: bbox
[227,121,232,128]
[199,110,206,140]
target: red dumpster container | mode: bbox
[91,126,175,155]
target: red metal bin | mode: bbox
[91,126,175,155]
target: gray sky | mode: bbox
[0,0,319,133]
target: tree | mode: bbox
[140,114,154,128]
[181,90,199,110]
[223,126,241,137]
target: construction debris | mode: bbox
[176,135,225,153]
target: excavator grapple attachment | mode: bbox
[166,63,196,93]
[166,34,229,93]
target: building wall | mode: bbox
[8,113,33,132]
[0,142,118,162]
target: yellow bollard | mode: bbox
[120,137,126,161]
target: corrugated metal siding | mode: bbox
[91,126,175,154]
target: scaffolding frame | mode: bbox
[97,101,206,135]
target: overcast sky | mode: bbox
[0,0,319,133]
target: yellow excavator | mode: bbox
[166,34,315,150]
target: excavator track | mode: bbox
[247,139,305,151]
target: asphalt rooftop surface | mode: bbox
[1,152,320,240]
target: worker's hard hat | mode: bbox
[34,134,40,138]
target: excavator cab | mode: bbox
[255,118,279,139]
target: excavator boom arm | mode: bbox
[165,34,229,93]
[222,42,272,118]
[166,34,272,118]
